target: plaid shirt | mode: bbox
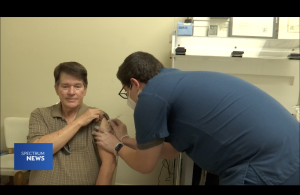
[27,103,108,185]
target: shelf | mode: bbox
[170,35,300,60]
[168,27,300,113]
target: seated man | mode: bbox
[27,62,116,185]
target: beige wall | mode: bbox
[0,17,186,185]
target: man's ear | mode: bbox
[83,86,88,96]
[54,85,59,95]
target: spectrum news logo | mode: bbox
[14,143,53,170]
[21,151,45,161]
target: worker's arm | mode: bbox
[108,118,179,159]
[121,136,179,159]
[93,120,178,174]
[120,137,137,150]
[92,129,163,174]
[117,143,163,174]
[159,142,180,160]
[108,118,137,150]
[117,140,179,173]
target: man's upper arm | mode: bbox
[27,108,48,143]
[96,116,116,164]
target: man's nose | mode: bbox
[68,86,75,94]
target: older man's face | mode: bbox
[55,72,87,110]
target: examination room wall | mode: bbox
[0,17,186,185]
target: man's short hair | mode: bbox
[116,51,165,87]
[54,62,88,87]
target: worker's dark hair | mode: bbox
[116,51,165,87]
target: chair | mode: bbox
[0,117,30,185]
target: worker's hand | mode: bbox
[76,108,103,127]
[109,119,129,141]
[92,126,120,154]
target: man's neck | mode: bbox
[61,105,81,120]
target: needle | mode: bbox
[108,114,122,133]
[114,114,122,119]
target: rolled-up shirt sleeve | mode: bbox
[137,138,165,150]
[27,108,49,143]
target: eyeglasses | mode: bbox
[118,85,128,99]
[118,84,133,99]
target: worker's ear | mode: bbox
[130,78,141,90]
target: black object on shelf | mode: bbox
[184,19,193,23]
[231,51,244,58]
[287,53,300,60]
[176,47,186,55]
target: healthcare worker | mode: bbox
[93,51,299,185]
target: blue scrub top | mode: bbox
[133,68,299,185]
